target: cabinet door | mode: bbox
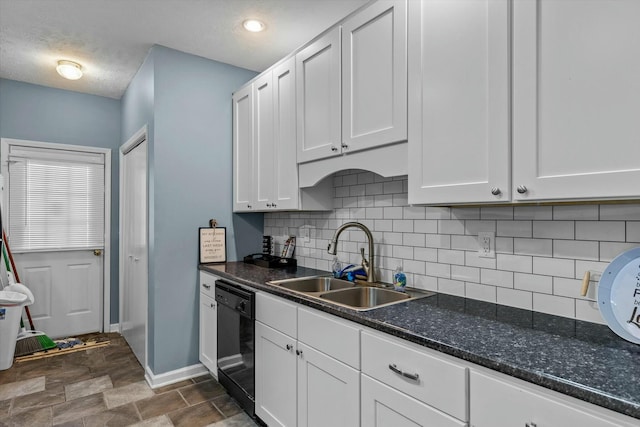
[273,58,300,210]
[342,0,407,153]
[408,0,510,205]
[232,84,254,211]
[254,72,275,210]
[361,375,466,427]
[255,322,297,427]
[199,292,217,377]
[512,0,640,201]
[470,370,629,427]
[297,342,359,427]
[296,27,341,163]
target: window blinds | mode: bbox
[8,146,105,252]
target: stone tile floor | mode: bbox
[0,332,259,427]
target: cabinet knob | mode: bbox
[516,185,528,194]
[341,142,349,149]
[247,204,252,209]
[286,344,293,351]
[266,203,272,207]
[490,187,501,196]
[296,349,303,357]
[210,303,214,308]
[202,283,211,290]
[272,203,277,208]
[525,423,537,427]
[330,145,338,152]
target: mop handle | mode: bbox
[2,229,36,330]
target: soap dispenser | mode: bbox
[332,257,343,278]
[393,266,407,292]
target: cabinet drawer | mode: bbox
[199,271,219,299]
[362,374,466,427]
[298,307,360,369]
[470,369,634,427]
[361,331,468,421]
[256,292,297,338]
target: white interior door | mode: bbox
[1,138,110,339]
[120,131,148,366]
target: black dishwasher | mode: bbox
[215,279,255,417]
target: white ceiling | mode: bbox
[0,0,370,99]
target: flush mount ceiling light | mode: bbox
[243,19,266,32]
[56,60,83,80]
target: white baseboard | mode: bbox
[144,363,210,389]
[109,323,120,333]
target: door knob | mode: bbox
[93,249,102,256]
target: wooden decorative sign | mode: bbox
[199,227,227,264]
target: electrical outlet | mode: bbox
[478,232,495,258]
[300,226,310,243]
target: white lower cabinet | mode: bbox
[255,292,360,427]
[198,272,218,378]
[297,342,359,427]
[361,375,466,427]
[469,369,637,427]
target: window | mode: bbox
[8,146,105,252]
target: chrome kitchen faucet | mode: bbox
[327,222,375,283]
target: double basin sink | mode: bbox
[267,276,434,311]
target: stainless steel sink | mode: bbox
[270,276,356,293]
[267,276,434,311]
[318,286,411,309]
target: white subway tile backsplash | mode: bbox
[393,220,414,233]
[403,233,426,247]
[404,206,426,219]
[480,206,514,220]
[497,254,533,273]
[497,288,533,310]
[452,265,480,282]
[425,234,451,249]
[438,278,465,296]
[514,206,553,220]
[600,242,639,262]
[553,240,599,261]
[465,220,496,235]
[532,221,574,239]
[437,249,465,265]
[383,181,403,194]
[533,294,575,318]
[414,220,438,234]
[438,219,465,235]
[533,257,575,278]
[451,235,478,251]
[553,205,599,220]
[414,247,438,262]
[600,203,640,220]
[268,175,640,324]
[575,300,605,325]
[575,221,625,242]
[480,269,514,288]
[451,207,480,220]
[465,283,497,303]
[514,273,553,294]
[384,207,403,219]
[513,238,553,257]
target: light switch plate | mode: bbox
[478,232,495,258]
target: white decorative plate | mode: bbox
[598,246,640,344]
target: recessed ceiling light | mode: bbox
[243,19,265,33]
[56,60,83,80]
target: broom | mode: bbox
[2,232,57,356]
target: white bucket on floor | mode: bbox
[0,290,28,370]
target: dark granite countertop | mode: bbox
[200,262,640,420]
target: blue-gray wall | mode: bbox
[121,45,262,375]
[0,78,122,321]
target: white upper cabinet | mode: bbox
[272,58,300,210]
[512,0,640,201]
[254,72,275,211]
[232,84,254,212]
[408,0,510,205]
[296,28,342,163]
[342,0,407,153]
